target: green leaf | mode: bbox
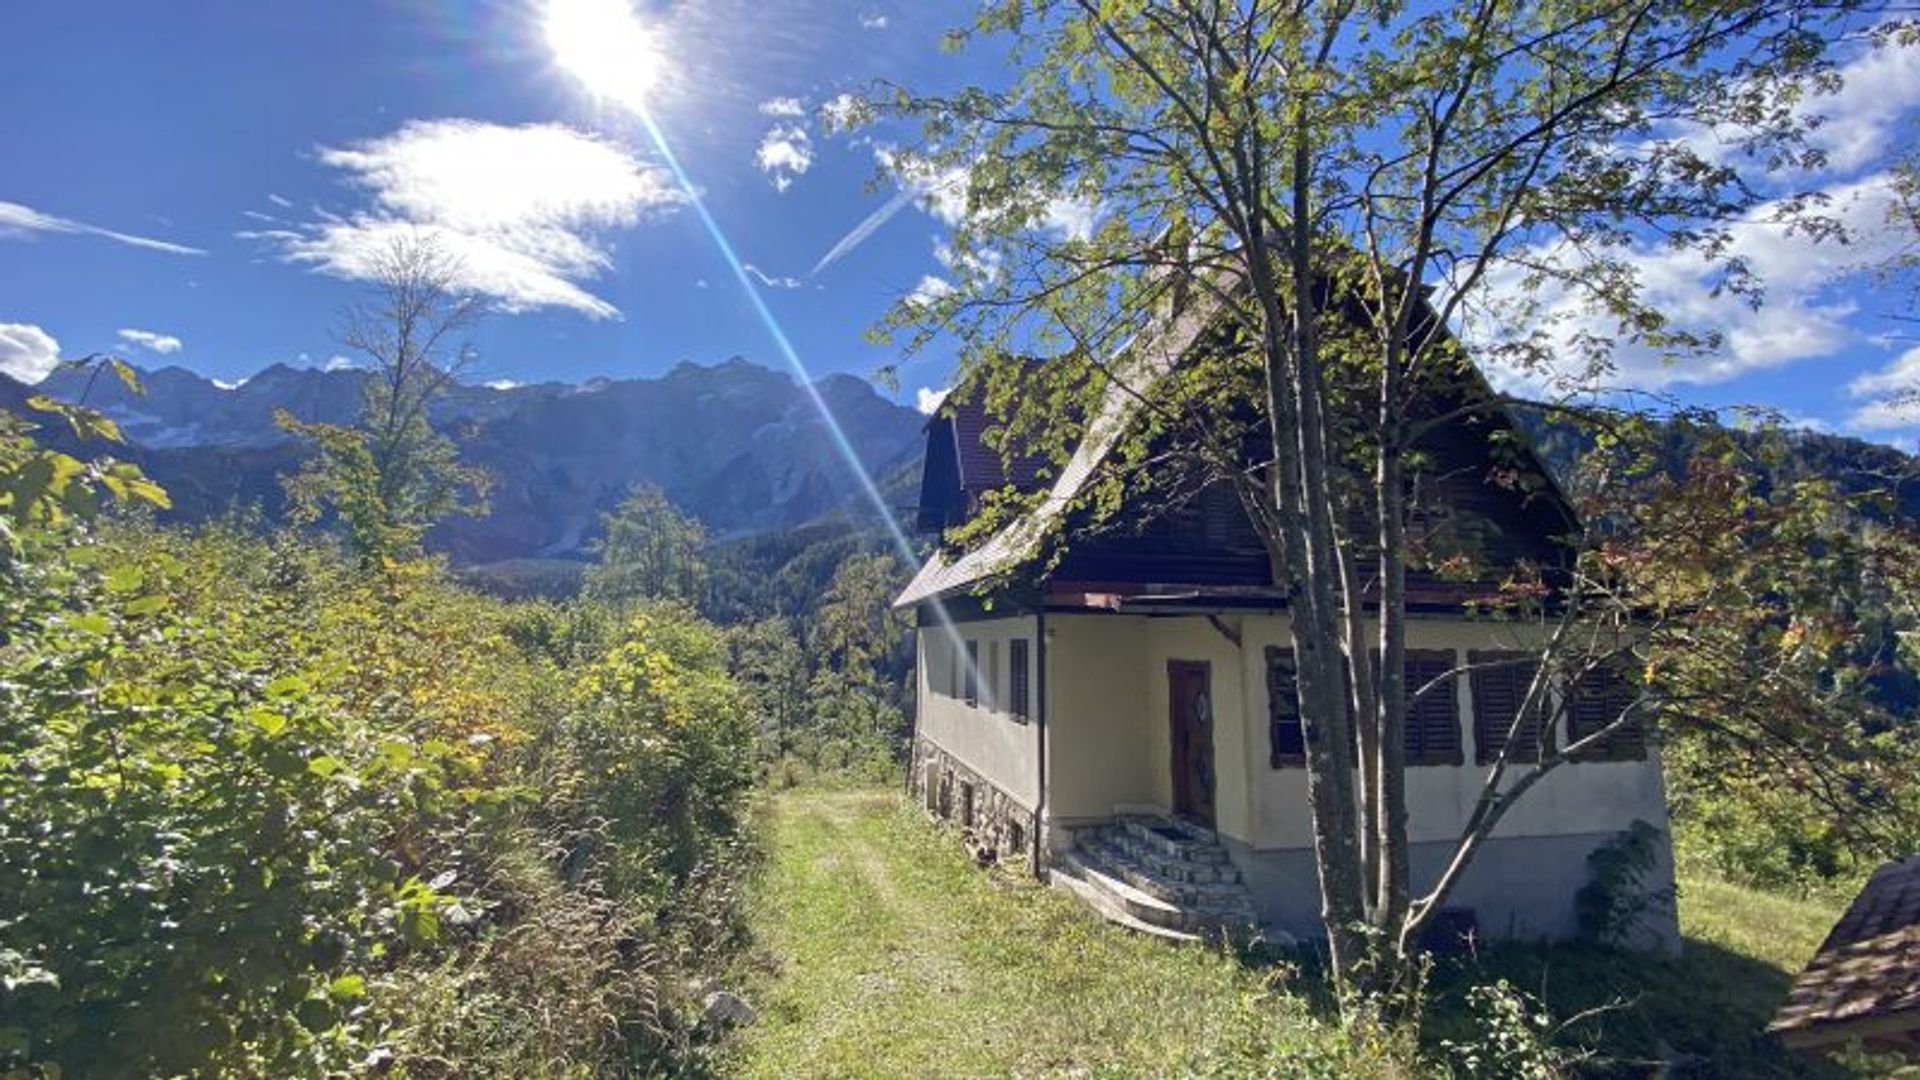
[247,708,289,738]
[123,594,170,617]
[327,974,367,1002]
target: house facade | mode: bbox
[894,322,1680,948]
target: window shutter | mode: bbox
[1266,646,1305,766]
[1469,651,1549,765]
[1404,650,1462,766]
[1567,664,1645,762]
[964,640,979,707]
[1009,638,1030,723]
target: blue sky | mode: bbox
[0,0,985,409]
[2,1,1918,439]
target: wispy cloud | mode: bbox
[813,146,1099,275]
[0,323,62,383]
[744,263,803,289]
[859,10,889,29]
[0,199,204,256]
[117,328,182,355]
[266,193,294,209]
[248,119,686,319]
[757,96,806,118]
[755,124,814,192]
[813,188,916,275]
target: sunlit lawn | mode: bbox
[728,788,1850,1079]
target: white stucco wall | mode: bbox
[915,615,1043,812]
[1027,610,1670,854]
[1041,613,1157,823]
[1233,614,1670,852]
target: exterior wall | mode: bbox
[913,614,1042,814]
[1042,613,1156,831]
[909,734,1039,864]
[1037,608,1679,947]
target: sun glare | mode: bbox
[542,0,665,111]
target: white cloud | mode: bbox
[117,328,182,355]
[757,96,806,118]
[266,193,294,209]
[756,124,814,192]
[1847,343,1920,400]
[252,119,686,319]
[907,274,954,308]
[212,377,244,390]
[1474,172,1911,393]
[0,200,204,256]
[322,354,358,372]
[485,378,521,390]
[744,263,802,289]
[0,323,61,383]
[916,385,950,414]
[859,11,889,30]
[820,93,864,133]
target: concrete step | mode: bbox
[1114,817,1231,864]
[1092,832,1245,886]
[1054,821,1260,938]
[1051,851,1202,941]
[1079,839,1254,909]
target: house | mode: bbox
[891,289,1680,947]
[1771,855,1920,1055]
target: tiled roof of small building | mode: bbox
[1771,855,1920,1051]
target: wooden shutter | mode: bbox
[1404,650,1463,766]
[1009,638,1031,723]
[1266,646,1305,766]
[1567,664,1645,761]
[1469,651,1549,765]
[964,640,979,707]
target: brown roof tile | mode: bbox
[1771,856,1920,1050]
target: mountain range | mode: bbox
[7,357,927,564]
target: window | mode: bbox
[1009,638,1031,723]
[1470,651,1550,765]
[1266,646,1305,766]
[985,640,1000,712]
[1267,647,1358,767]
[964,640,979,707]
[1402,650,1463,766]
[1566,663,1646,762]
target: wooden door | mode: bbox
[1167,660,1216,826]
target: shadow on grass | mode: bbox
[1229,933,1842,1079]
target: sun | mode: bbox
[542,0,666,113]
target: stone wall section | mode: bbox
[910,734,1038,868]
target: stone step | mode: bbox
[1079,839,1251,907]
[1113,817,1231,864]
[1054,850,1205,934]
[1055,819,1261,938]
[1092,832,1244,886]
[1049,856,1201,943]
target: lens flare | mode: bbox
[539,0,982,679]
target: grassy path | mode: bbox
[726,788,1399,1079]
[727,788,1851,1079]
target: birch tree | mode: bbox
[879,0,1895,983]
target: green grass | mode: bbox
[1421,869,1847,1078]
[726,788,1417,1079]
[728,788,1850,1079]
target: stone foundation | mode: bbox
[909,734,1038,868]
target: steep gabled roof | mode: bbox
[892,269,1576,611]
[895,276,1236,609]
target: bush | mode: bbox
[0,518,759,1077]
